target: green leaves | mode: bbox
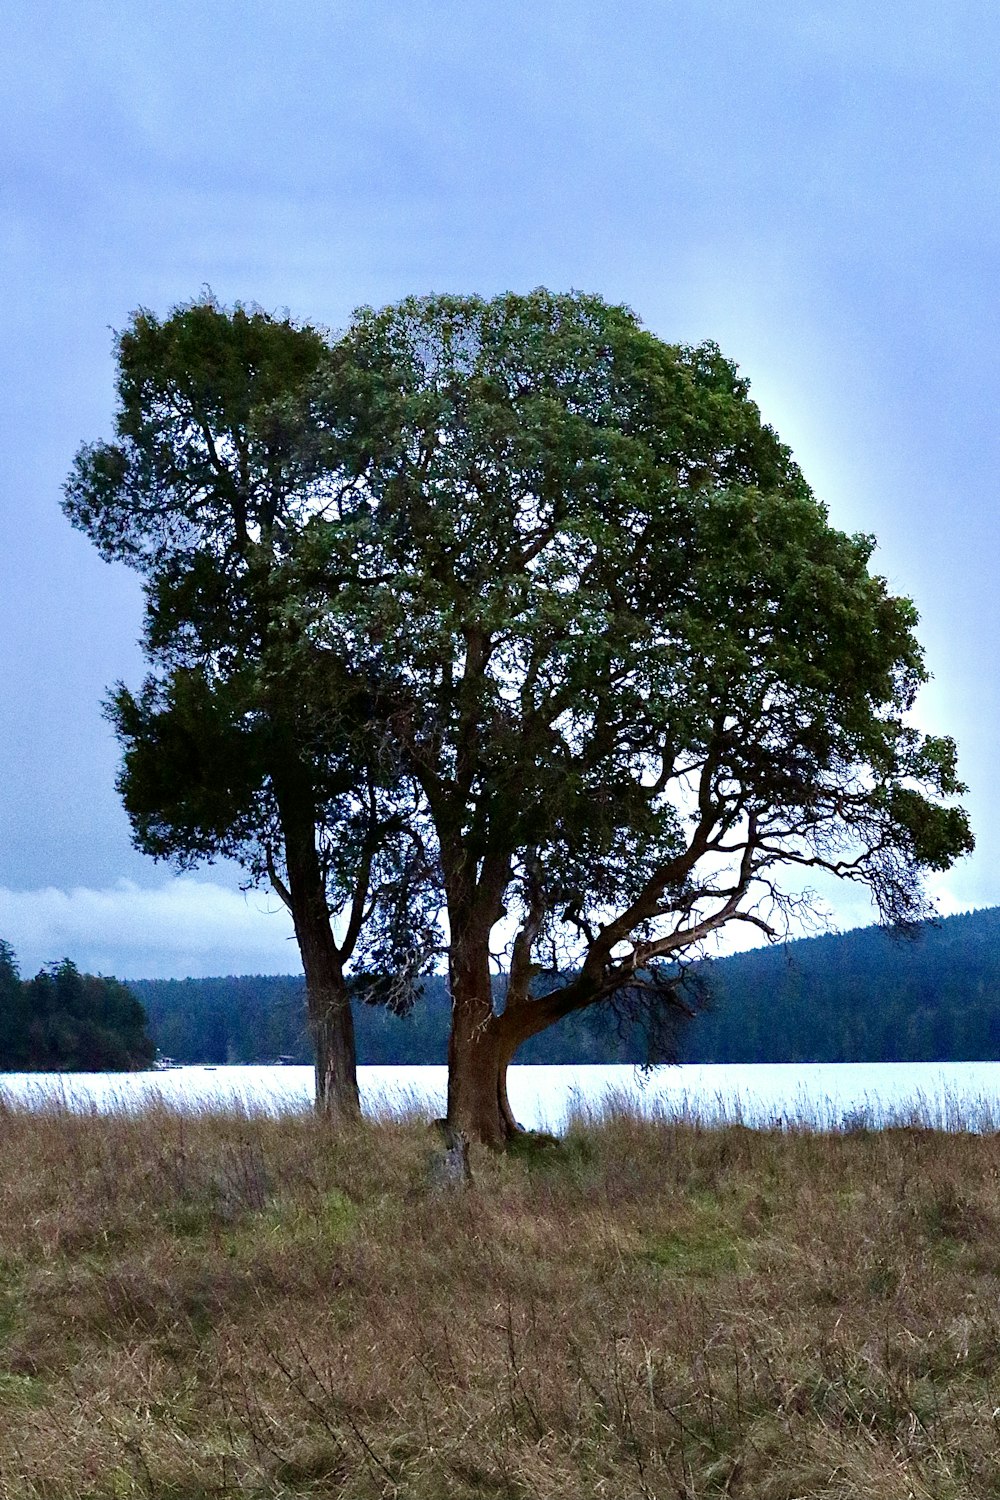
[63,297,328,574]
[65,296,423,962]
[107,668,271,865]
[301,289,972,946]
[66,286,974,1041]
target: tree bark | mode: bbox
[278,785,361,1122]
[495,1031,522,1137]
[447,945,612,1145]
[445,923,513,1147]
[299,924,360,1121]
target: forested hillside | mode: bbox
[689,906,1000,1062]
[129,907,1000,1066]
[131,974,631,1067]
[0,943,155,1070]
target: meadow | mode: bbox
[2,1099,1000,1498]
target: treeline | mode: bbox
[4,905,995,1071]
[130,906,1000,1066]
[131,975,642,1067]
[5,907,995,1073]
[688,906,1000,1063]
[0,942,155,1070]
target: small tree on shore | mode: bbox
[295,289,973,1145]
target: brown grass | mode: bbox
[2,1096,1000,1497]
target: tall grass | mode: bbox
[3,1097,1000,1496]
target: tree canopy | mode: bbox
[0,945,154,1071]
[65,289,973,1144]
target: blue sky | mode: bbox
[2,0,998,975]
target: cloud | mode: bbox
[0,879,300,980]
[924,880,976,920]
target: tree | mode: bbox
[63,299,431,1116]
[294,289,973,1144]
[0,940,27,1068]
[0,947,155,1070]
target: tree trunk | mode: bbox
[496,1038,522,1136]
[448,968,606,1144]
[279,790,360,1122]
[446,925,513,1147]
[302,941,360,1120]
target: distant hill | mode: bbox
[688,906,1000,1063]
[128,906,1000,1066]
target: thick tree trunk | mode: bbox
[447,955,603,1144]
[300,933,360,1121]
[446,925,514,1147]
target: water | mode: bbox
[3,1061,1000,1131]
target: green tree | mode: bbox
[0,940,28,1068]
[63,299,431,1116]
[296,289,972,1144]
[0,949,155,1070]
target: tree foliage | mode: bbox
[64,299,433,1115]
[0,946,154,1071]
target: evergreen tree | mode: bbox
[0,946,155,1071]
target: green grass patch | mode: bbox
[0,1371,46,1408]
[641,1220,747,1276]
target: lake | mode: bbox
[4,1061,1000,1130]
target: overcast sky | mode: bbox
[2,0,998,976]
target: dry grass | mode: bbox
[2,1097,1000,1497]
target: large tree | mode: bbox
[63,299,429,1116]
[293,289,973,1144]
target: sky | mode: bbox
[2,0,999,977]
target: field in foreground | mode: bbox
[2,1105,1000,1498]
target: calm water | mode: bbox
[3,1061,1000,1130]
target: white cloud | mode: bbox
[0,878,301,980]
[924,879,976,921]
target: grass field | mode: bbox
[2,1097,1000,1497]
